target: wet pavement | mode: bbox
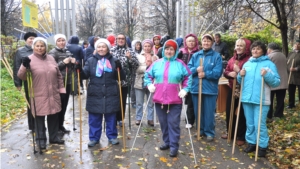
[1,91,275,169]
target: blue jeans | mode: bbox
[155,103,182,152]
[192,94,217,137]
[88,112,118,141]
[135,88,154,120]
[242,103,269,148]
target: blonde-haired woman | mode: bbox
[18,37,66,149]
[222,38,251,145]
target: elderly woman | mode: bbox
[134,39,158,126]
[144,39,191,157]
[222,38,251,146]
[49,34,77,134]
[188,34,223,142]
[18,37,66,149]
[178,33,200,129]
[238,41,280,157]
[82,38,124,147]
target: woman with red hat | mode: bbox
[144,39,191,157]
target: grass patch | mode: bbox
[1,63,26,126]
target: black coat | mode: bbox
[82,53,125,114]
[67,36,84,64]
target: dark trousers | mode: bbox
[225,88,246,141]
[58,84,71,128]
[185,93,195,125]
[24,81,35,130]
[88,112,118,141]
[155,103,182,152]
[35,113,59,143]
[268,89,286,118]
[116,86,128,121]
[130,75,136,105]
[288,84,300,107]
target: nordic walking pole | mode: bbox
[197,58,203,141]
[3,56,13,76]
[228,60,238,143]
[72,64,76,131]
[1,57,30,108]
[65,67,68,88]
[76,68,82,161]
[288,59,294,84]
[179,84,197,166]
[26,68,37,154]
[117,67,126,151]
[130,93,153,153]
[232,76,244,154]
[255,76,264,161]
[128,84,131,130]
[27,67,42,154]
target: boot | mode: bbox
[258,147,267,157]
[244,143,256,153]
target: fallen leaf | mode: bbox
[159,157,167,163]
[135,161,143,166]
[52,156,58,159]
[115,155,125,159]
[167,163,172,167]
[61,162,65,168]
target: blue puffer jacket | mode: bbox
[67,36,84,64]
[82,53,125,114]
[237,55,280,105]
[188,49,223,95]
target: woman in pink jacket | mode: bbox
[18,37,66,150]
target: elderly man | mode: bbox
[13,32,37,131]
[287,39,300,109]
[266,43,288,119]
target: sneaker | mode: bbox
[169,150,178,157]
[148,120,154,126]
[236,140,245,146]
[88,140,99,147]
[221,134,228,139]
[185,124,192,129]
[109,138,119,145]
[206,136,214,142]
[159,144,170,150]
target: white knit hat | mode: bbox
[54,34,67,43]
[94,38,111,50]
[32,37,48,49]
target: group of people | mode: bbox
[13,31,299,158]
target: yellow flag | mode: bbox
[22,0,38,28]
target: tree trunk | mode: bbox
[280,27,289,57]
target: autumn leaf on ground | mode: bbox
[167,163,172,167]
[115,155,125,159]
[52,156,58,159]
[159,157,167,163]
[135,161,143,166]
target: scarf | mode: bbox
[96,57,112,77]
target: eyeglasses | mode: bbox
[117,38,125,40]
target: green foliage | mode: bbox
[1,65,26,125]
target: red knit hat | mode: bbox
[165,40,177,51]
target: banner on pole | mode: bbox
[22,0,38,28]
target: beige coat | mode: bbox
[18,53,66,116]
[268,50,288,90]
[134,51,158,89]
[287,51,300,85]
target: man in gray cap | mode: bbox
[13,31,37,131]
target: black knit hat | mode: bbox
[24,32,37,41]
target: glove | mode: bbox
[70,57,76,64]
[115,59,122,70]
[22,57,31,68]
[74,63,82,71]
[178,89,187,98]
[148,84,156,93]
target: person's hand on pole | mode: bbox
[63,57,71,64]
[196,66,203,73]
[261,68,267,76]
[233,64,240,73]
[228,71,237,78]
[125,50,132,60]
[22,57,31,68]
[198,72,205,78]
[178,89,187,98]
[240,69,246,76]
[70,57,76,64]
[115,59,122,70]
[148,84,156,93]
[16,87,21,91]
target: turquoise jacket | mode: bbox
[237,55,280,105]
[144,40,191,104]
[188,49,223,95]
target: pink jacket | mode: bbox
[18,53,66,116]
